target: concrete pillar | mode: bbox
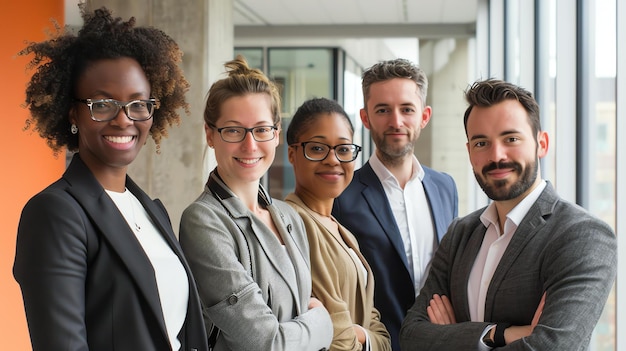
[425,38,474,216]
[85,0,231,233]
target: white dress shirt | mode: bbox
[107,189,189,351]
[468,180,546,322]
[369,153,436,295]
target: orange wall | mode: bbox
[1,1,65,348]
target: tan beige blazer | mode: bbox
[286,193,391,351]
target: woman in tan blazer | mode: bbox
[285,98,391,351]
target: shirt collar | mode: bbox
[369,152,425,184]
[480,180,547,229]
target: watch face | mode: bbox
[483,329,496,347]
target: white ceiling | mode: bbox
[64,0,478,68]
[232,0,478,68]
[233,0,477,26]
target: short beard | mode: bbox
[372,129,415,167]
[475,158,538,201]
[377,142,414,167]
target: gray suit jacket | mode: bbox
[400,182,617,350]
[179,170,332,351]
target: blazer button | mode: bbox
[228,295,238,305]
[287,224,292,233]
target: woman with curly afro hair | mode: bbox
[13,5,208,351]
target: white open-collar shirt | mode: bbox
[468,180,547,322]
[370,153,436,296]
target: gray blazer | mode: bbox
[179,171,332,351]
[400,182,617,350]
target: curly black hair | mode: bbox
[20,4,190,154]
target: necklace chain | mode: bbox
[127,190,141,232]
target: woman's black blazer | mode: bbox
[14,153,208,351]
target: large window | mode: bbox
[583,0,617,348]
[491,0,619,348]
[342,55,367,168]
[535,0,617,349]
[266,48,337,199]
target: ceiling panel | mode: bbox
[234,0,477,26]
[405,1,445,23]
[351,0,406,24]
[441,0,478,22]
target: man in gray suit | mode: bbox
[400,79,617,350]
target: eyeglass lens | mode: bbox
[218,126,276,143]
[90,99,155,121]
[303,142,359,162]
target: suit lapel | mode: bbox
[422,170,447,242]
[359,164,411,271]
[240,203,303,313]
[127,178,180,260]
[267,204,306,314]
[484,184,556,320]
[454,222,488,321]
[337,224,370,305]
[208,173,303,313]
[64,155,168,335]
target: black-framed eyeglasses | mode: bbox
[75,98,160,122]
[291,141,362,163]
[212,125,279,143]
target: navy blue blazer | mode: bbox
[332,161,457,350]
[14,154,208,351]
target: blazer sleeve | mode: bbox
[13,191,90,351]
[366,307,391,351]
[179,199,332,351]
[305,215,362,351]
[401,208,618,351]
[400,218,491,351]
[299,210,390,351]
[499,215,617,350]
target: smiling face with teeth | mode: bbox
[70,57,153,184]
[207,93,279,191]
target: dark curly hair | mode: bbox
[20,4,190,154]
[286,97,353,145]
[204,55,281,128]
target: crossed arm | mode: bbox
[428,293,545,345]
[179,200,333,351]
[399,215,617,351]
